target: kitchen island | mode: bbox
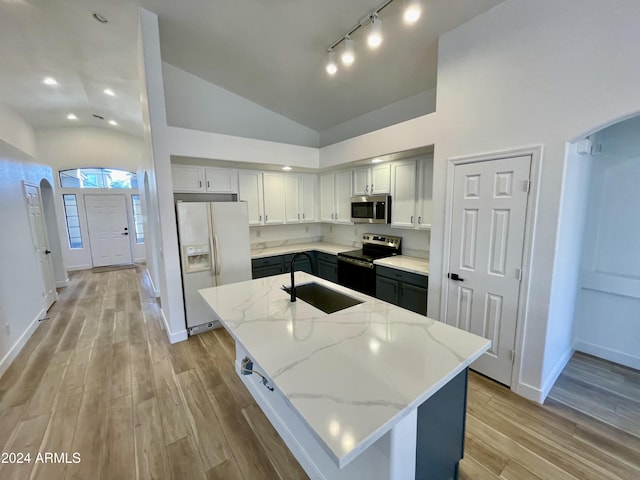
[199,272,490,480]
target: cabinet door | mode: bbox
[334,170,353,224]
[300,174,317,222]
[205,167,238,193]
[252,263,285,279]
[317,259,338,283]
[171,165,204,192]
[391,160,417,227]
[376,275,400,306]
[372,164,391,194]
[262,173,285,224]
[400,283,428,315]
[284,175,300,223]
[417,158,433,229]
[319,173,335,222]
[238,171,264,225]
[353,168,371,195]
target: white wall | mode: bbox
[573,118,640,369]
[250,224,322,249]
[35,127,146,270]
[0,106,56,377]
[317,0,640,401]
[319,89,437,147]
[163,62,319,148]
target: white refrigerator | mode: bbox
[176,201,252,334]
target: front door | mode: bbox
[24,184,57,310]
[84,194,132,267]
[445,155,531,385]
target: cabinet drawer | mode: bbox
[284,252,315,274]
[376,265,428,288]
[316,251,337,265]
[251,256,284,268]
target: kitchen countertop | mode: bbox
[374,255,430,276]
[251,241,351,258]
[199,272,489,468]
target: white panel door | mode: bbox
[446,155,531,385]
[24,184,56,310]
[85,194,132,267]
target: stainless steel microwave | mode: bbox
[350,195,391,224]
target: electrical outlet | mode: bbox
[241,356,253,375]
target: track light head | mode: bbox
[367,15,382,49]
[325,50,338,75]
[404,0,421,24]
[341,36,355,66]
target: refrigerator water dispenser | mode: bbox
[183,245,211,273]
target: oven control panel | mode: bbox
[361,233,402,249]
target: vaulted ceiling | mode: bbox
[0,0,505,139]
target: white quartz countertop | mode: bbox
[251,242,350,258]
[199,272,489,468]
[373,256,430,276]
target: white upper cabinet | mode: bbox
[391,160,417,228]
[171,165,205,192]
[353,168,371,196]
[262,173,285,224]
[371,163,391,194]
[284,174,301,223]
[320,173,335,222]
[204,167,238,193]
[285,174,317,223]
[171,165,238,193]
[334,170,353,224]
[238,171,265,225]
[300,174,317,222]
[416,158,433,229]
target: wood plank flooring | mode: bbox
[548,351,640,438]
[0,267,637,479]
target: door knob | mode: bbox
[45,250,51,254]
[122,232,129,236]
[448,273,464,281]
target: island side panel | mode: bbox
[415,368,468,480]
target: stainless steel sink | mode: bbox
[282,282,363,314]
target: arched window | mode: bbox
[59,168,138,189]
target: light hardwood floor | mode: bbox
[0,268,638,480]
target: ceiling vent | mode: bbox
[92,114,104,120]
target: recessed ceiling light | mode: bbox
[67,113,78,120]
[103,88,115,96]
[43,77,58,86]
[282,166,292,171]
[371,158,383,164]
[108,120,118,126]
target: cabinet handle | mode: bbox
[207,180,210,188]
[411,215,414,223]
[302,213,305,220]
[199,181,202,188]
[371,184,374,193]
[259,215,262,222]
[365,185,368,194]
[418,216,421,224]
[265,214,268,222]
[297,213,300,220]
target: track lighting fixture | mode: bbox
[324,0,422,76]
[403,0,422,24]
[367,15,383,49]
[325,50,338,76]
[341,36,355,66]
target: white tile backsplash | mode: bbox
[250,223,323,249]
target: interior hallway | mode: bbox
[0,267,638,479]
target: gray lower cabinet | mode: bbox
[376,265,428,315]
[251,256,285,279]
[284,252,315,274]
[316,252,338,283]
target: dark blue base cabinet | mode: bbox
[252,251,335,281]
[376,265,428,315]
[415,368,467,479]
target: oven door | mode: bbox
[337,257,376,296]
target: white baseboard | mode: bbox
[160,308,188,344]
[515,348,573,404]
[65,264,92,271]
[574,341,640,371]
[56,278,70,288]
[0,308,43,379]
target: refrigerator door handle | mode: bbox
[212,234,220,281]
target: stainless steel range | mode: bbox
[337,233,402,296]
